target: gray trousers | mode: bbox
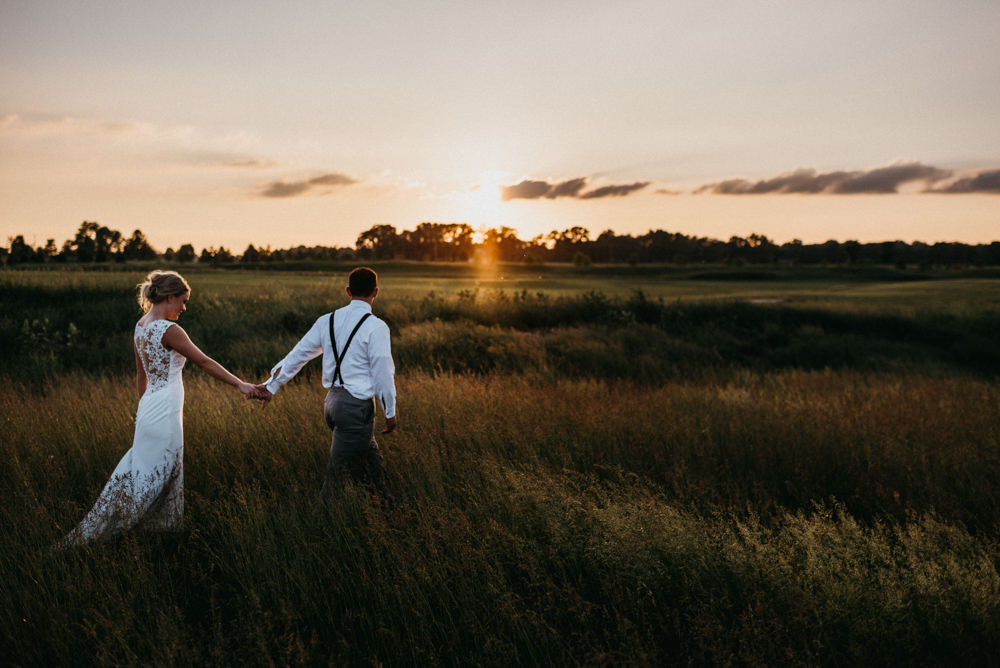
[320,386,395,506]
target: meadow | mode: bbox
[2,263,999,666]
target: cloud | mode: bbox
[308,173,357,187]
[260,181,312,198]
[929,169,1000,194]
[258,172,359,198]
[547,177,588,198]
[500,180,552,200]
[832,163,951,193]
[500,176,649,201]
[579,181,650,199]
[695,162,955,195]
[220,159,281,168]
[0,111,277,168]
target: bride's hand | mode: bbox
[237,381,258,397]
[253,384,273,408]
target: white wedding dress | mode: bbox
[61,319,186,545]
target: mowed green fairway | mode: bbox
[2,264,999,666]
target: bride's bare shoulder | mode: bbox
[160,321,187,339]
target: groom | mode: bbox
[256,267,398,506]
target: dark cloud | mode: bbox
[547,177,588,198]
[929,169,1000,194]
[695,162,955,195]
[695,169,851,194]
[832,163,951,193]
[501,177,648,201]
[261,181,312,198]
[259,172,358,198]
[500,180,553,201]
[579,181,650,199]
[308,172,357,187]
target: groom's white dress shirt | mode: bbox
[263,300,397,418]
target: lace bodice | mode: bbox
[134,319,186,394]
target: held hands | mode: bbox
[252,383,273,408]
[237,381,273,408]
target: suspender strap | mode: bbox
[329,312,373,385]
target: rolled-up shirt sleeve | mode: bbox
[264,316,325,395]
[369,322,397,419]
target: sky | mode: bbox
[2,0,998,252]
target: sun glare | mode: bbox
[459,171,505,225]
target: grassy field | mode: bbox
[2,264,999,666]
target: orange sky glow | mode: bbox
[2,2,998,251]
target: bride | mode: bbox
[60,270,262,546]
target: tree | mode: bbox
[440,223,475,261]
[356,224,400,259]
[820,240,848,265]
[69,221,100,262]
[212,247,235,264]
[6,235,37,264]
[548,227,591,261]
[40,239,58,262]
[522,235,549,264]
[122,229,158,261]
[779,239,804,264]
[67,221,122,262]
[482,226,525,263]
[746,233,777,263]
[94,225,123,262]
[241,244,260,263]
[176,244,196,262]
[408,222,446,261]
[561,226,590,244]
[843,239,861,264]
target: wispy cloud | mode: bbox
[258,172,359,198]
[500,176,649,201]
[928,169,1000,194]
[834,163,952,193]
[0,111,277,174]
[219,159,281,169]
[0,112,141,136]
[500,180,551,200]
[694,162,958,195]
[548,177,588,198]
[579,182,650,199]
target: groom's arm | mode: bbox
[369,320,397,431]
[263,316,326,397]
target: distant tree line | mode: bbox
[354,223,1000,268]
[4,220,1000,268]
[0,221,350,267]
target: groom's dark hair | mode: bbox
[349,267,378,297]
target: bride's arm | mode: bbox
[134,344,147,397]
[161,324,257,396]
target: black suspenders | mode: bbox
[329,311,372,385]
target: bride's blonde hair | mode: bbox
[137,270,190,313]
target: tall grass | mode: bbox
[3,371,999,665]
[4,271,1000,383]
[3,268,999,665]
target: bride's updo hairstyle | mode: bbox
[137,270,191,313]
